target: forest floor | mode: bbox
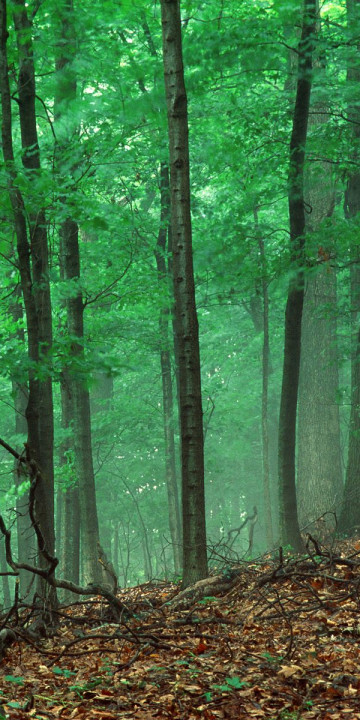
[1,540,360,720]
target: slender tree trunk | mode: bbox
[339,0,360,532]
[260,249,273,548]
[55,0,107,585]
[0,0,56,607]
[122,14,183,573]
[278,0,316,552]
[254,207,273,547]
[60,232,103,586]
[113,521,119,576]
[9,288,35,597]
[0,538,11,608]
[155,162,182,575]
[160,0,208,587]
[13,378,35,598]
[58,375,80,599]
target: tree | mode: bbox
[253,207,273,548]
[339,0,360,534]
[54,0,112,586]
[155,163,182,575]
[1,0,359,595]
[297,4,343,535]
[0,0,56,607]
[278,0,317,551]
[160,0,208,586]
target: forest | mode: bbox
[1,0,360,716]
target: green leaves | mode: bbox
[212,676,247,692]
[4,675,24,685]
[52,666,77,678]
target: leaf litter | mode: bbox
[2,539,360,719]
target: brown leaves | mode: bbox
[2,543,360,717]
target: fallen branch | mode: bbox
[0,439,127,621]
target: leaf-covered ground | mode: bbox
[2,541,360,720]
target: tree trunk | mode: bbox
[55,0,106,586]
[254,207,273,548]
[297,270,343,534]
[8,288,35,598]
[0,0,56,607]
[58,375,80,600]
[160,0,208,587]
[0,538,11,609]
[13,380,35,599]
[278,0,316,552]
[339,0,360,533]
[14,0,55,593]
[155,162,182,576]
[297,43,342,535]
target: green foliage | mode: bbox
[0,0,357,584]
[204,676,248,701]
[70,678,104,699]
[52,667,76,678]
[212,676,247,692]
[4,675,24,685]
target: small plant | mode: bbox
[204,675,247,701]
[212,676,247,692]
[69,677,103,699]
[4,675,24,685]
[52,667,76,679]
[261,652,283,666]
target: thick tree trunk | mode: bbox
[160,0,208,587]
[340,312,360,533]
[13,0,55,590]
[338,0,360,534]
[297,269,343,534]
[0,0,56,607]
[155,162,182,576]
[297,69,342,534]
[278,0,316,552]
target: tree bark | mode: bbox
[278,0,316,552]
[339,0,360,533]
[8,286,35,598]
[13,1,55,590]
[0,0,56,606]
[155,162,182,575]
[297,270,343,533]
[160,0,208,586]
[58,374,80,600]
[254,207,273,548]
[0,538,11,609]
[297,29,342,535]
[55,0,106,585]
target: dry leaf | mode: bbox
[278,664,304,678]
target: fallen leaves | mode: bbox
[2,542,360,717]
